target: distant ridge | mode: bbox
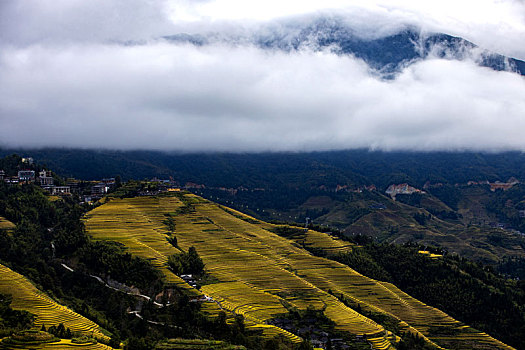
[164,16,525,77]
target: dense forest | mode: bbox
[3,149,525,189]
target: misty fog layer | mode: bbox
[1,0,525,152]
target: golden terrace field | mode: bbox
[0,263,110,343]
[0,216,15,230]
[33,339,114,350]
[82,196,222,317]
[84,193,515,350]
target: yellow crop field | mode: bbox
[84,193,515,350]
[1,340,114,350]
[156,338,245,349]
[31,339,115,350]
[82,196,222,317]
[418,250,443,259]
[300,229,354,254]
[0,216,15,230]
[83,197,186,286]
[0,264,110,343]
[245,324,302,344]
[201,282,289,324]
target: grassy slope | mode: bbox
[82,196,222,318]
[0,264,111,344]
[302,192,525,263]
[1,339,114,350]
[84,193,514,350]
[32,339,115,350]
[156,338,246,349]
[0,216,15,231]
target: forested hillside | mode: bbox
[5,149,525,187]
[1,155,524,349]
[0,156,294,349]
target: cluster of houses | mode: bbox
[3,169,63,196]
[1,169,31,185]
[180,274,198,288]
[0,167,118,203]
[464,178,521,191]
[1,161,184,204]
[87,178,116,201]
[1,168,72,195]
[136,178,178,196]
[487,177,520,192]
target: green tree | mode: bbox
[187,246,204,274]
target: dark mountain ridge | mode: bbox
[5,148,525,265]
[164,17,525,77]
[4,148,525,189]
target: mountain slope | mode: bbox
[0,263,111,344]
[164,16,525,77]
[8,149,525,190]
[84,192,514,350]
[5,149,525,262]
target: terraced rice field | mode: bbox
[156,338,245,349]
[84,193,515,350]
[299,229,354,254]
[0,216,15,230]
[418,250,443,259]
[1,340,113,350]
[223,208,354,256]
[83,197,189,287]
[24,339,115,349]
[83,196,222,317]
[0,264,110,343]
[201,282,288,324]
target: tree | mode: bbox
[56,323,66,338]
[167,247,205,276]
[115,175,122,188]
[234,314,245,333]
[167,235,178,248]
[187,246,204,274]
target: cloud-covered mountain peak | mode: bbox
[2,5,525,152]
[163,16,525,77]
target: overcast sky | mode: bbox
[1,0,525,152]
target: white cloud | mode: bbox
[165,0,525,59]
[1,42,525,152]
[0,0,176,45]
[1,0,525,152]
[2,0,525,58]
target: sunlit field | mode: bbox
[0,264,111,343]
[84,193,514,350]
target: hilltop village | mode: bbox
[0,157,176,204]
[2,167,117,203]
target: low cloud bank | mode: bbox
[1,42,525,152]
